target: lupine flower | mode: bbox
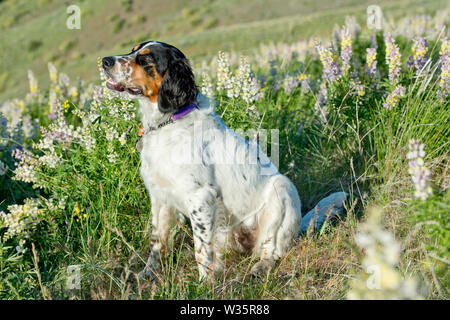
[350,79,366,98]
[437,56,449,99]
[48,91,60,120]
[440,39,449,59]
[282,74,300,94]
[340,27,353,74]
[27,70,38,94]
[407,139,432,200]
[97,56,108,82]
[345,16,360,39]
[0,198,43,240]
[298,73,311,93]
[93,85,105,104]
[245,104,260,119]
[237,57,263,103]
[216,51,232,91]
[366,48,378,75]
[384,33,402,84]
[348,207,422,300]
[200,73,214,99]
[316,42,341,82]
[383,85,405,110]
[215,53,262,102]
[437,39,449,99]
[21,116,39,140]
[107,151,118,163]
[408,38,429,73]
[69,86,79,101]
[118,131,127,146]
[48,62,58,84]
[12,148,41,185]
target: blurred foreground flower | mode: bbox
[27,70,38,94]
[347,207,422,299]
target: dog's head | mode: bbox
[102,41,198,113]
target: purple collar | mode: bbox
[173,103,197,121]
[136,103,197,150]
[143,103,197,133]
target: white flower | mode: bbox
[348,207,422,300]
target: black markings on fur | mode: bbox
[151,44,198,113]
[242,174,247,181]
[196,223,206,232]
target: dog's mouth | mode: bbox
[106,78,143,95]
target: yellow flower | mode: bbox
[62,100,70,113]
[297,73,310,81]
[72,203,86,222]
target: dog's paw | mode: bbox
[249,259,275,277]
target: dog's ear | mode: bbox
[158,58,198,113]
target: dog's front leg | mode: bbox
[187,187,218,281]
[141,201,175,279]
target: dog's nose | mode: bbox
[102,56,115,69]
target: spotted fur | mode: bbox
[102,41,347,281]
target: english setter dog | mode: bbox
[102,41,347,280]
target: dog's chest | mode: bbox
[138,133,185,198]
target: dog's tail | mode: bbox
[299,192,347,234]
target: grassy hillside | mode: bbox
[1,0,448,101]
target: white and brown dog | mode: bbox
[102,41,347,280]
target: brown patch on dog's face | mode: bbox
[129,59,164,103]
[103,41,198,112]
[138,48,151,55]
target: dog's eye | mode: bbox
[136,54,153,66]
